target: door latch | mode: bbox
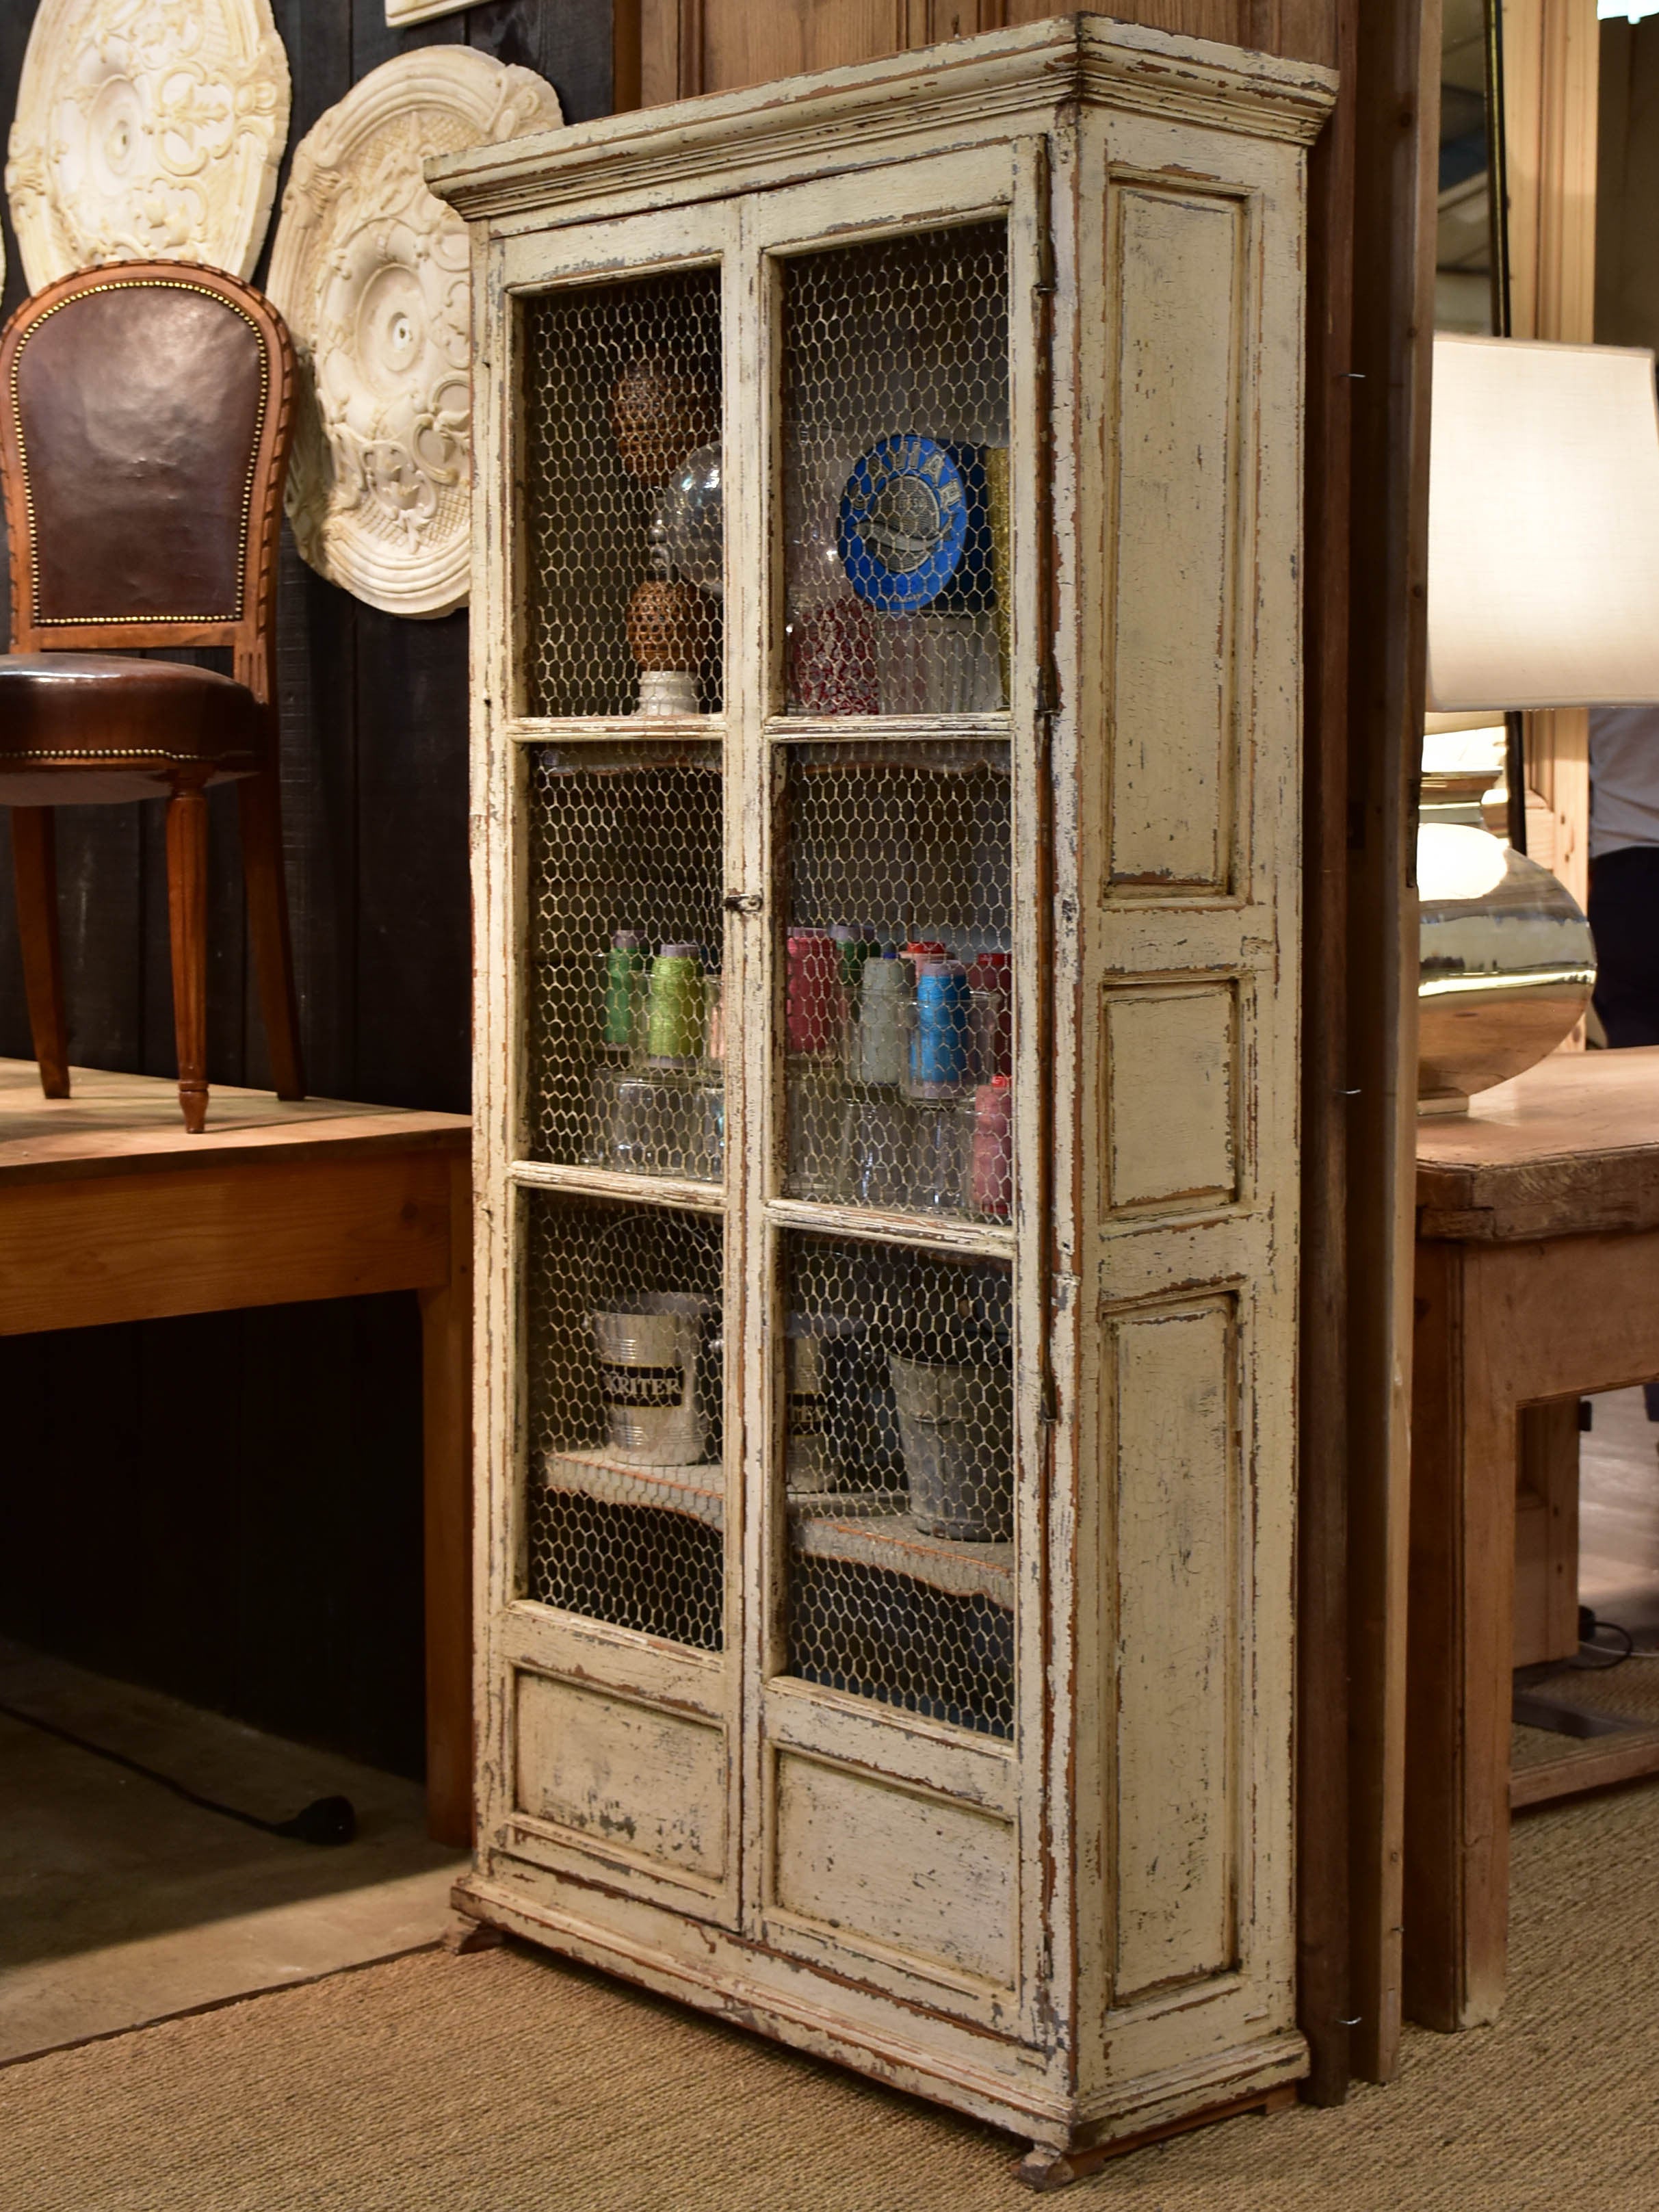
[724,891,763,914]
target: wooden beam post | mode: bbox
[1294,0,1359,2109]
[1344,0,1440,2087]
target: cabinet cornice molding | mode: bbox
[427,18,1335,229]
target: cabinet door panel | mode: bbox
[515,1671,730,1884]
[772,1750,1017,1988]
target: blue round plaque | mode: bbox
[837,435,991,614]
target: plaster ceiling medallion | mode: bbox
[267,49,562,619]
[5,0,291,291]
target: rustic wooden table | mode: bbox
[1407,1045,1659,2032]
[0,1060,471,1846]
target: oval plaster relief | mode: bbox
[267,47,562,619]
[5,0,291,290]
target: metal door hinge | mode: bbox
[724,891,763,914]
[1040,1372,1060,1426]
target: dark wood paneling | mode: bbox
[0,0,615,1780]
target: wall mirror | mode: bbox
[1438,0,1511,336]
[1431,0,1528,849]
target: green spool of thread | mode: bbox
[605,932,646,1049]
[646,943,705,1060]
[831,923,878,996]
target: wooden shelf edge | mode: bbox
[1511,1726,1659,1810]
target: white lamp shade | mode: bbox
[1426,335,1659,710]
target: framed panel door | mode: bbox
[728,142,1060,2037]
[476,201,755,1931]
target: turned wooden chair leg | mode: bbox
[166,777,211,1134]
[238,770,305,1101]
[10,807,70,1098]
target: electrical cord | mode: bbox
[0,1697,356,1845]
[1576,1617,1634,1669]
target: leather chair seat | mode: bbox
[0,652,261,806]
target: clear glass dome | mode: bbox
[653,443,724,597]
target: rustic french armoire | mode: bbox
[430,15,1333,2176]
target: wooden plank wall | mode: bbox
[0,0,616,1777]
[633,0,1338,97]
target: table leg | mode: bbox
[1405,1239,1518,2029]
[419,1150,474,1848]
[1513,1402,1580,1667]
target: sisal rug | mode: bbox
[6,1781,1659,2211]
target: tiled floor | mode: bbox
[0,1637,464,2065]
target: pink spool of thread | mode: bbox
[787,930,839,1054]
[972,1074,1013,1219]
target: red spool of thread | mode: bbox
[787,930,839,1054]
[789,597,879,716]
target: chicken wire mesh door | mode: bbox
[780,1234,1015,1738]
[781,222,1009,719]
[522,265,724,719]
[525,1197,727,1651]
[779,741,1013,1219]
[766,218,1020,1748]
[528,742,726,1182]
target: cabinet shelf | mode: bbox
[540,1453,1013,1611]
[512,1158,727,1212]
[766,714,1012,744]
[763,1193,1014,1258]
[543,1447,724,1529]
[790,1503,1013,1607]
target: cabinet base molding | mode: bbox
[449,1873,1305,2156]
[1013,2081,1296,2192]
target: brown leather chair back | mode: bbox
[0,263,295,705]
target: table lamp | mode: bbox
[1419,334,1659,1111]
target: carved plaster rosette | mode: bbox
[267,49,562,619]
[5,0,290,290]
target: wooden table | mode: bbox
[1407,1046,1659,2031]
[0,1061,471,1846]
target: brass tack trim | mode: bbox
[0,746,249,764]
[10,277,270,631]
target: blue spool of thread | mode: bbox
[914,960,972,1091]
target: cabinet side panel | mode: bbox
[1103,979,1242,1214]
[1106,188,1244,894]
[1110,1295,1238,1998]
[1077,92,1307,2099]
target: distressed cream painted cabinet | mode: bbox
[431,17,1332,2171]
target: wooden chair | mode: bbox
[0,261,304,1132]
